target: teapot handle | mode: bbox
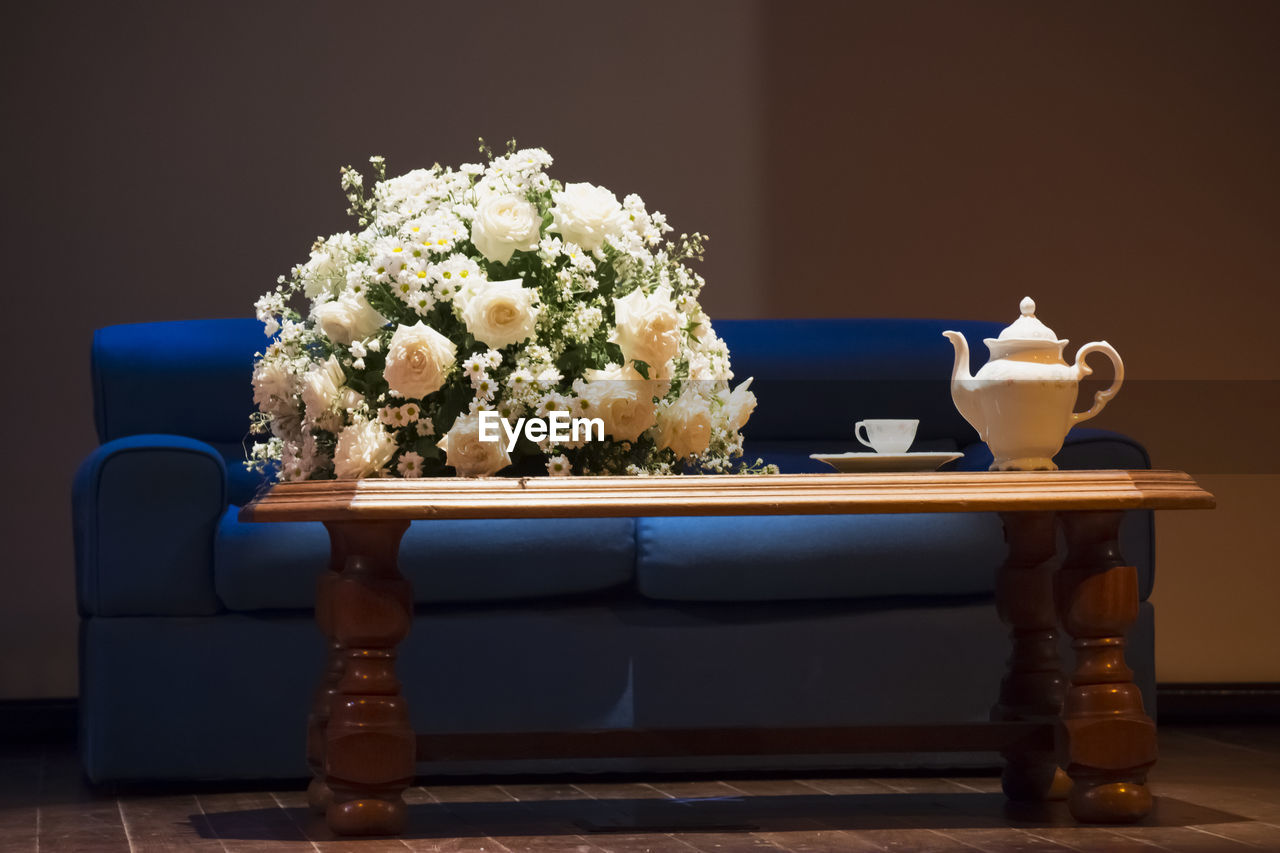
[1071,341,1124,424]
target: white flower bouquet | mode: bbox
[248,143,766,480]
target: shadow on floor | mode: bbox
[192,793,1247,841]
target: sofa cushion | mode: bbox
[636,512,1008,602]
[214,509,635,611]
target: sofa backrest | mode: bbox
[91,316,1006,492]
[92,318,268,504]
[716,318,1005,443]
[93,318,264,444]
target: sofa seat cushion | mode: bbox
[636,512,1007,602]
[214,509,635,611]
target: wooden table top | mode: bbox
[240,469,1215,523]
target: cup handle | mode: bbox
[855,421,875,449]
[1071,341,1125,424]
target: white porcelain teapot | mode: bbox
[943,297,1124,471]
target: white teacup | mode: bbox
[855,419,918,454]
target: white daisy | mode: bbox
[397,451,424,478]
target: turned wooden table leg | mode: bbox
[1057,510,1156,823]
[993,511,1071,802]
[306,524,347,815]
[321,519,414,836]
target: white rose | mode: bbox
[300,356,345,425]
[312,293,387,345]
[469,193,541,264]
[437,411,511,477]
[723,377,757,433]
[549,182,624,251]
[461,278,539,349]
[333,420,396,479]
[384,321,457,399]
[655,391,713,459]
[252,357,294,416]
[612,285,681,378]
[578,364,657,442]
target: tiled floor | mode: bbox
[2,725,1279,851]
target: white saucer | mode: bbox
[809,451,964,473]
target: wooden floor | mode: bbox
[3,725,1280,852]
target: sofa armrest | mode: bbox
[73,434,227,616]
[1058,427,1151,469]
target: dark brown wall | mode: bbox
[763,0,1279,379]
[1,1,1276,698]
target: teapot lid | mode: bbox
[994,297,1063,343]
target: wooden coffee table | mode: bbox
[241,470,1214,836]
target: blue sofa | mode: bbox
[74,317,1154,782]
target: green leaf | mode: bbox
[365,282,411,325]
[412,438,444,460]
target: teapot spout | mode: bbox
[942,331,973,383]
[942,330,985,439]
